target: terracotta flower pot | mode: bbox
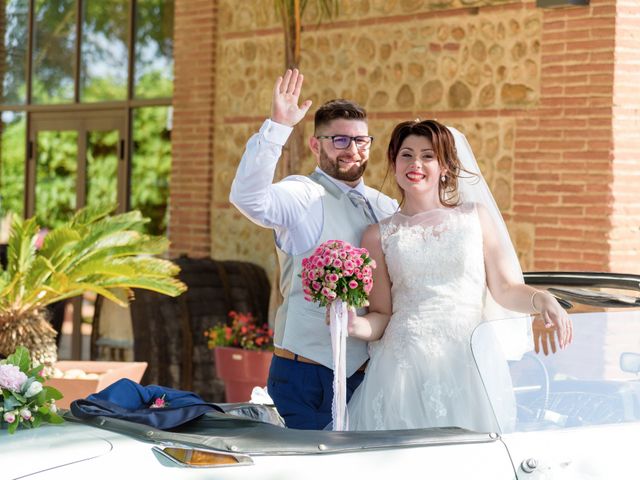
[213,346,273,403]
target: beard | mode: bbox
[318,148,368,183]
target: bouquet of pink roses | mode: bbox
[300,239,376,431]
[301,239,375,309]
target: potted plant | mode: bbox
[0,204,187,367]
[204,311,273,403]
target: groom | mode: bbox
[230,69,397,429]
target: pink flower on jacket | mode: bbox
[150,395,168,408]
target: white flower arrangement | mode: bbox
[0,346,64,434]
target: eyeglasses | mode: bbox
[315,135,374,150]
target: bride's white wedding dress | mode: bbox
[348,203,511,431]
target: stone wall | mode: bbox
[171,0,639,279]
[211,0,544,279]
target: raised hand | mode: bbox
[271,69,312,127]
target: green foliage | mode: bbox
[0,78,172,237]
[0,203,186,323]
[34,130,78,229]
[0,345,64,433]
[132,105,172,235]
[0,113,26,219]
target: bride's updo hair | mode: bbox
[386,119,467,208]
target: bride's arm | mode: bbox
[347,224,392,341]
[478,204,572,349]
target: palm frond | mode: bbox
[97,276,187,298]
[112,256,181,278]
[21,256,57,304]
[0,204,187,325]
[64,236,170,276]
[6,216,39,279]
[37,226,82,261]
[68,203,115,227]
[34,282,133,309]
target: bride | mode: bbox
[346,119,572,431]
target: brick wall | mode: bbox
[169,0,217,258]
[610,0,640,272]
[513,0,616,272]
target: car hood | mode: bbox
[1,422,113,478]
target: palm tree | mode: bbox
[0,203,187,366]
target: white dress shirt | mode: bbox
[230,119,378,256]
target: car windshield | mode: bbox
[471,310,640,434]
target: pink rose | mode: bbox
[150,395,167,409]
[0,364,27,392]
[348,280,358,289]
[3,412,16,424]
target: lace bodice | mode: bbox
[377,203,486,357]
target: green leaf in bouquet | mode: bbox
[43,385,63,401]
[31,416,42,428]
[27,363,45,380]
[47,412,65,424]
[8,420,19,434]
[6,345,30,372]
[38,405,50,415]
[12,391,26,403]
[3,396,22,410]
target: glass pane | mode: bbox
[81,0,128,102]
[35,129,77,229]
[32,0,76,104]
[86,129,118,208]
[135,0,173,99]
[131,106,171,235]
[0,0,28,104]
[0,110,25,242]
[472,312,640,434]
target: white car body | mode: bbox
[2,273,639,479]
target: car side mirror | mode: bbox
[620,352,640,375]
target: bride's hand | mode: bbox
[532,291,573,353]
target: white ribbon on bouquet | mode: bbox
[329,298,349,431]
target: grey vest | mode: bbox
[274,172,396,376]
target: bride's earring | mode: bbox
[440,175,446,183]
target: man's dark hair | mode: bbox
[314,99,367,132]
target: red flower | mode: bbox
[204,311,274,351]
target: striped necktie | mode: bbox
[346,190,378,223]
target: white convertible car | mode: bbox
[2,272,640,479]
